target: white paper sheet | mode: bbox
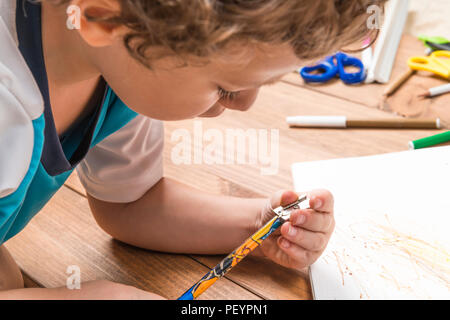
[292,146,450,300]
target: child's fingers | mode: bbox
[268,189,333,216]
[276,237,318,269]
[269,190,299,210]
[307,189,334,213]
[280,222,328,252]
[289,209,334,233]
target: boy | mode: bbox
[0,0,384,299]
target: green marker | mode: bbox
[418,35,450,48]
[409,131,450,150]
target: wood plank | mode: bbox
[281,34,422,108]
[191,255,312,300]
[162,81,442,197]
[5,186,260,300]
[281,33,450,125]
[384,71,450,126]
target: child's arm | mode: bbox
[0,245,164,299]
[0,280,165,299]
[87,177,335,270]
[87,177,265,254]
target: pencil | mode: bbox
[382,69,416,97]
[177,195,309,300]
[286,116,441,129]
[383,44,437,98]
[418,83,450,99]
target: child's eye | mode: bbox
[218,87,240,101]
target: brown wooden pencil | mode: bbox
[346,118,439,129]
[382,69,416,97]
[286,116,441,129]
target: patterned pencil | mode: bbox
[177,194,309,300]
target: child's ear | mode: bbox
[71,0,128,47]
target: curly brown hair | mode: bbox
[55,0,387,68]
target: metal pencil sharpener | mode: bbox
[272,194,310,221]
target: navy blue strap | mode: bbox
[16,0,107,176]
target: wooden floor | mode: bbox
[5,34,450,300]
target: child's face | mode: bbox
[95,43,302,121]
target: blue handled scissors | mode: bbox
[300,52,366,84]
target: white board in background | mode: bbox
[366,0,409,83]
[291,146,450,300]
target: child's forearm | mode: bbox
[0,280,165,300]
[87,177,267,254]
[0,287,76,299]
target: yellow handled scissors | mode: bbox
[408,50,450,79]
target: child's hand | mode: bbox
[61,280,167,300]
[256,190,335,270]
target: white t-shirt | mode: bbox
[76,115,164,203]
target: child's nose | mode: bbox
[220,88,260,111]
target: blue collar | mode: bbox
[16,0,106,177]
